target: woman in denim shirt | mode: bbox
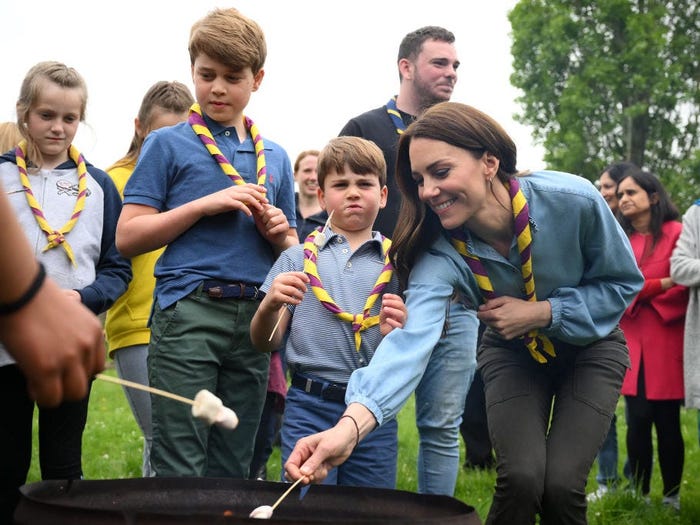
[285,102,643,525]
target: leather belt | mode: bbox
[202,280,263,300]
[291,373,347,403]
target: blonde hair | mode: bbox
[293,149,320,173]
[0,122,22,153]
[109,81,194,170]
[15,61,88,169]
[317,137,386,189]
[188,8,266,74]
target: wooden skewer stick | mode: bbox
[268,209,336,343]
[268,305,287,342]
[271,477,305,511]
[95,373,194,406]
[321,209,334,231]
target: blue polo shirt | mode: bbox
[261,229,400,384]
[123,115,296,309]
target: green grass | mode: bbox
[28,368,700,523]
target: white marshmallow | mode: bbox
[191,389,239,429]
[249,505,273,519]
[192,390,223,425]
[215,406,239,429]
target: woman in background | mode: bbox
[588,160,640,501]
[104,80,194,477]
[616,170,688,511]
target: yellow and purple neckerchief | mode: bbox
[451,177,555,363]
[188,103,267,185]
[386,96,408,135]
[303,229,394,351]
[15,140,87,267]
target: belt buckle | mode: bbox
[323,384,345,401]
[206,285,224,299]
[304,378,314,394]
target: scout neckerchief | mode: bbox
[386,96,410,135]
[15,140,87,267]
[451,177,556,363]
[303,229,393,351]
[188,103,267,185]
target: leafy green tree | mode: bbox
[509,0,699,210]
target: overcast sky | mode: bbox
[0,0,545,171]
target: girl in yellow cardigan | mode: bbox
[104,81,193,476]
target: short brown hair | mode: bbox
[317,137,386,189]
[188,8,266,73]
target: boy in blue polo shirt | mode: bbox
[250,136,406,488]
[116,7,298,478]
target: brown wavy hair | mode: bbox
[391,101,518,289]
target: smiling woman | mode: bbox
[283,102,644,525]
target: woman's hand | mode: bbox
[477,296,552,339]
[285,404,376,483]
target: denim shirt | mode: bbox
[347,170,644,426]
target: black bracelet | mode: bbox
[0,262,46,316]
[339,414,360,452]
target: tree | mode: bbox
[509,0,699,210]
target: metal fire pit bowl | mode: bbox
[15,477,482,524]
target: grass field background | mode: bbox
[27,367,700,524]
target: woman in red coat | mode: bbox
[617,170,688,510]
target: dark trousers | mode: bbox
[148,291,269,478]
[624,362,684,497]
[0,365,90,523]
[479,328,629,525]
[460,369,495,468]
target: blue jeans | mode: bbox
[479,327,629,525]
[414,301,477,495]
[281,383,397,488]
[114,344,153,477]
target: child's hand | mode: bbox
[266,272,309,310]
[199,184,268,216]
[253,203,290,246]
[379,293,407,336]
